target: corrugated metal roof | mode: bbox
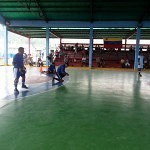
[0,0,150,39]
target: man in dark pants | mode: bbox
[53,63,69,82]
[13,47,28,94]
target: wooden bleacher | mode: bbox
[53,43,150,68]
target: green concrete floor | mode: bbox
[0,68,150,150]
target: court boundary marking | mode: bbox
[0,77,70,110]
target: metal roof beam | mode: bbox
[8,28,30,38]
[125,28,137,39]
[138,4,150,24]
[142,21,150,27]
[90,0,93,22]
[34,0,48,22]
[17,0,39,20]
[50,30,61,38]
[17,0,48,21]
[9,21,142,27]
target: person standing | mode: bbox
[13,47,28,94]
[138,53,144,77]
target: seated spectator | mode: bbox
[129,45,133,51]
[75,43,78,53]
[120,58,125,68]
[55,50,59,58]
[59,50,63,58]
[139,46,143,52]
[47,52,53,63]
[100,57,105,67]
[118,48,121,51]
[96,57,100,67]
[82,49,86,57]
[125,59,130,68]
[81,56,86,67]
[73,58,77,63]
[144,57,148,69]
[64,54,69,65]
[147,45,150,51]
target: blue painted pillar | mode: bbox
[4,25,8,66]
[125,39,127,51]
[134,27,141,70]
[60,38,62,45]
[46,26,49,66]
[28,38,31,55]
[89,25,93,68]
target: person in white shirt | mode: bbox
[138,53,144,77]
[81,56,86,67]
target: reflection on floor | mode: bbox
[0,66,69,108]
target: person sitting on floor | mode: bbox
[47,62,56,74]
[41,62,56,76]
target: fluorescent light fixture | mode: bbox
[41,27,150,30]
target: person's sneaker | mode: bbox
[138,73,142,77]
[60,79,64,82]
[22,85,28,89]
[14,89,19,94]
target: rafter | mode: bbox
[90,0,93,22]
[50,30,62,38]
[138,3,150,25]
[17,0,48,21]
[34,0,48,22]
[125,28,137,39]
[7,27,30,38]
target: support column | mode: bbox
[4,25,8,66]
[89,25,93,68]
[46,26,50,66]
[60,38,62,50]
[28,38,30,55]
[134,27,141,70]
[60,38,62,46]
[125,39,127,51]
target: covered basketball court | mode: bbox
[0,1,150,149]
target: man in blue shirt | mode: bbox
[13,47,28,94]
[53,63,69,82]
